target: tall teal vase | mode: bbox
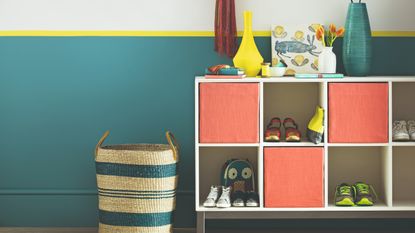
[343,3,372,76]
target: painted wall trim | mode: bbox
[0,189,195,196]
[0,30,414,37]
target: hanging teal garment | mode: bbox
[343,3,372,76]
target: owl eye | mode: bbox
[241,167,252,179]
[228,168,238,180]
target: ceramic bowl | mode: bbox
[270,66,286,77]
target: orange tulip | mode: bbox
[329,24,336,34]
[316,30,322,41]
[316,26,324,41]
[336,27,345,37]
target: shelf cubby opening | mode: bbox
[393,147,415,207]
[393,82,415,125]
[198,146,259,208]
[328,147,389,207]
[263,82,324,144]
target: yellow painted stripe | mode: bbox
[0,30,215,37]
[372,31,415,37]
[0,30,413,37]
[237,31,270,37]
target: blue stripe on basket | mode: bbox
[99,210,172,227]
[98,187,176,193]
[96,162,176,178]
[99,193,176,199]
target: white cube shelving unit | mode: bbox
[195,76,415,233]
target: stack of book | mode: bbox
[205,67,245,79]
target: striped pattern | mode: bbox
[99,210,172,227]
[96,175,178,191]
[98,191,176,213]
[96,162,176,178]
[96,143,177,233]
[99,223,172,233]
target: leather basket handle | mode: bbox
[95,131,110,159]
[166,131,179,162]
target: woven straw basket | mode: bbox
[95,131,179,233]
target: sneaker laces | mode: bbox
[355,183,369,194]
[219,187,231,203]
[221,186,231,196]
[408,121,415,133]
[246,191,259,200]
[207,186,218,199]
[339,185,352,195]
[354,183,378,202]
[393,121,407,134]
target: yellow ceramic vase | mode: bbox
[233,11,263,77]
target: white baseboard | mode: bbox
[0,228,195,233]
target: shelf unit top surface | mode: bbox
[198,142,409,147]
[197,203,415,212]
[195,76,415,83]
[262,142,324,147]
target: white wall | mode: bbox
[0,0,413,31]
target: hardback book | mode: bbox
[205,68,245,76]
[204,74,245,79]
[295,73,344,79]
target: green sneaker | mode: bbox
[353,182,377,206]
[335,183,355,206]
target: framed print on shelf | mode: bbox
[271,24,323,75]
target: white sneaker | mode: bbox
[393,120,410,141]
[408,120,415,141]
[203,185,219,207]
[216,186,231,208]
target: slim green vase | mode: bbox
[343,3,372,76]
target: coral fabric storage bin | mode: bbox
[199,83,259,143]
[329,83,388,143]
[264,147,324,208]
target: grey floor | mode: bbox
[2,228,415,233]
[206,230,415,233]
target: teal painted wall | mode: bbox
[0,37,414,228]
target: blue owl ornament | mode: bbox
[221,159,256,193]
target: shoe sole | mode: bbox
[232,203,245,207]
[216,203,231,208]
[246,203,259,207]
[393,134,410,141]
[203,203,217,208]
[286,135,301,142]
[335,197,355,206]
[356,197,374,206]
[265,135,280,142]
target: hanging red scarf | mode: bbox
[214,0,237,58]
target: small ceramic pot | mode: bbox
[270,66,286,77]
